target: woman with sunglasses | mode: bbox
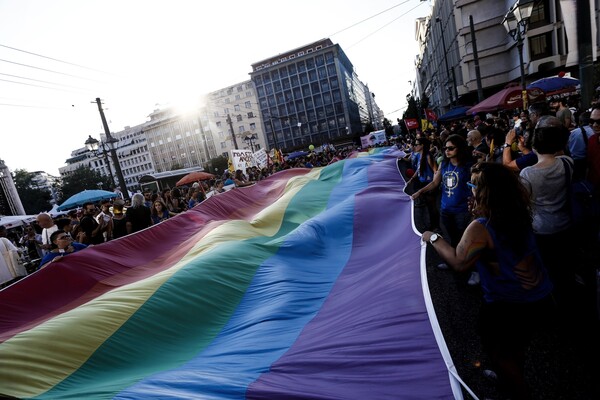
[422,162,554,399]
[39,230,88,268]
[412,134,475,278]
[406,137,439,231]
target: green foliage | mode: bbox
[403,94,420,120]
[363,121,375,135]
[60,166,113,201]
[12,169,53,214]
[205,156,229,175]
[382,118,394,136]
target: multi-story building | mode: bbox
[206,80,267,157]
[249,38,380,150]
[110,124,154,193]
[144,106,217,173]
[0,159,26,216]
[30,171,60,205]
[416,0,599,116]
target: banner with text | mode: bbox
[231,149,256,174]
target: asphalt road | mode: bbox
[401,158,599,400]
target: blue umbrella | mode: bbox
[527,76,579,95]
[437,106,471,122]
[285,151,309,160]
[57,189,118,211]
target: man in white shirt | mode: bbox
[36,213,58,254]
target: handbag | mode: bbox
[561,158,600,226]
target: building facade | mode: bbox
[206,80,267,157]
[416,0,600,116]
[30,171,60,205]
[144,107,217,174]
[0,159,26,216]
[111,124,154,192]
[249,38,380,150]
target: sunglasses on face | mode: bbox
[443,146,456,151]
[56,236,70,241]
[590,118,600,125]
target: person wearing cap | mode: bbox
[111,199,128,239]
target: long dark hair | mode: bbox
[416,137,431,177]
[443,134,469,166]
[470,162,532,255]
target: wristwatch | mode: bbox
[429,233,442,244]
[501,143,511,150]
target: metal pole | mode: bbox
[470,15,485,102]
[516,32,528,110]
[268,116,278,150]
[101,142,115,185]
[577,0,593,110]
[226,114,239,149]
[437,18,454,106]
[95,98,129,200]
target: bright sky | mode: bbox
[0,0,430,176]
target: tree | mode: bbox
[12,169,53,214]
[205,155,229,175]
[60,166,113,202]
[382,118,394,137]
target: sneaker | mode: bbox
[436,263,449,270]
[468,271,480,286]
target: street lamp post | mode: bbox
[243,133,258,152]
[85,135,115,185]
[94,98,129,200]
[502,0,535,110]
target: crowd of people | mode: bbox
[0,146,355,276]
[2,98,599,397]
[400,96,600,399]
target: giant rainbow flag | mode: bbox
[0,148,464,399]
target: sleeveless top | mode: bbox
[440,161,472,213]
[474,218,553,303]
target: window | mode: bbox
[247,112,254,118]
[227,88,233,95]
[250,122,256,130]
[224,107,229,114]
[236,114,243,122]
[288,64,297,74]
[216,121,222,127]
[220,142,227,149]
[239,125,245,133]
[245,101,251,108]
[306,58,315,69]
[234,104,241,111]
[325,51,334,64]
[311,82,321,94]
[237,85,243,92]
[529,0,550,29]
[315,55,324,66]
[529,32,552,61]
[235,94,241,100]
